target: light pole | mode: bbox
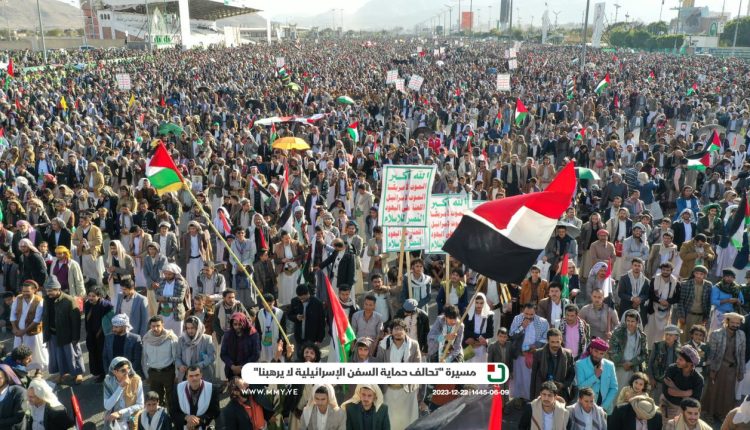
[36,0,47,64]
[508,0,513,39]
[145,0,153,52]
[457,0,461,33]
[733,0,744,55]
[445,4,452,35]
[488,5,492,32]
[581,0,590,73]
[469,0,473,33]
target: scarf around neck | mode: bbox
[570,402,605,430]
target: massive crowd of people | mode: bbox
[0,35,748,429]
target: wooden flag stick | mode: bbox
[182,183,291,347]
[439,275,483,363]
[397,226,408,298]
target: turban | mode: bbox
[678,345,700,367]
[55,246,71,259]
[162,263,181,275]
[111,314,132,331]
[725,312,745,323]
[589,337,610,352]
[596,229,609,236]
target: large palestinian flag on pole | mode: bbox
[728,192,750,249]
[443,162,577,282]
[146,141,185,195]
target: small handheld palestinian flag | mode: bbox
[566,77,576,100]
[686,150,710,172]
[594,72,610,95]
[146,141,185,195]
[494,111,502,126]
[270,122,278,144]
[708,130,722,152]
[687,82,698,96]
[325,273,357,362]
[648,70,655,82]
[574,127,586,141]
[560,253,570,299]
[347,121,359,142]
[515,98,528,127]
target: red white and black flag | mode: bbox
[442,162,577,282]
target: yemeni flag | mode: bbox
[443,162,577,282]
[249,176,272,198]
[279,160,290,209]
[686,151,710,172]
[560,253,570,299]
[70,388,85,430]
[514,98,528,127]
[277,191,302,233]
[727,192,750,249]
[146,141,185,195]
[566,77,575,100]
[575,167,601,181]
[708,130,722,152]
[594,73,610,95]
[687,82,698,96]
[488,386,503,430]
[347,121,359,142]
[325,273,357,362]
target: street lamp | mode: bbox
[581,0,590,73]
[733,0,744,55]
[36,0,47,64]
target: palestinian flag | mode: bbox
[515,98,528,127]
[488,385,503,430]
[686,151,710,172]
[575,167,600,181]
[277,191,302,233]
[648,70,655,82]
[373,140,380,162]
[279,160,290,210]
[566,77,575,100]
[466,130,474,154]
[494,111,502,126]
[347,121,359,142]
[594,73,610,95]
[560,253,570,299]
[325,273,357,362]
[575,128,586,141]
[270,122,278,144]
[728,192,750,249]
[146,141,185,195]
[442,163,577,282]
[708,130,722,152]
[687,82,698,96]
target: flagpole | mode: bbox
[440,279,481,362]
[179,180,292,347]
[397,227,410,298]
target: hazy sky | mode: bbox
[55,0,748,28]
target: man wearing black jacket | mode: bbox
[26,378,74,429]
[46,218,72,251]
[170,366,220,430]
[318,239,356,295]
[289,284,326,347]
[133,199,158,235]
[394,298,430,355]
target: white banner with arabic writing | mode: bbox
[379,165,435,228]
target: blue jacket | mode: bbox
[115,293,150,337]
[575,356,619,414]
[674,197,700,221]
[103,332,143,376]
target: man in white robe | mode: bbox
[10,280,48,371]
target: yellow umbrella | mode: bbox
[272,136,311,151]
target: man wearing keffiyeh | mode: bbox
[567,387,607,430]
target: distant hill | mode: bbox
[15,0,83,31]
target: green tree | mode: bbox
[646,21,668,35]
[720,16,750,47]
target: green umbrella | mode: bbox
[575,167,601,181]
[158,122,184,137]
[336,95,355,105]
[287,82,301,92]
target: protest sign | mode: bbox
[496,73,511,91]
[395,78,406,93]
[386,69,398,84]
[276,57,285,68]
[116,73,131,90]
[379,165,435,228]
[408,75,424,91]
[384,227,428,252]
[508,59,518,70]
[427,194,471,253]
